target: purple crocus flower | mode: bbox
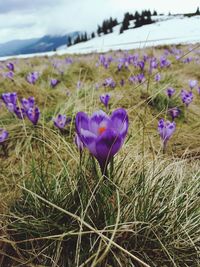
[75,109,129,173]
[117,62,123,71]
[189,80,197,90]
[65,58,73,64]
[160,56,171,68]
[53,114,71,129]
[51,79,60,88]
[2,92,17,113]
[137,73,145,83]
[14,106,26,119]
[120,79,125,87]
[4,71,14,80]
[166,87,175,98]
[103,78,116,89]
[155,73,161,82]
[99,55,106,65]
[77,80,82,89]
[100,94,110,109]
[124,61,129,69]
[26,107,40,125]
[95,83,100,90]
[2,92,17,106]
[158,119,176,151]
[129,75,136,84]
[27,72,39,84]
[138,60,145,71]
[0,129,9,143]
[168,107,181,120]
[21,97,35,111]
[143,54,149,61]
[181,90,193,106]
[183,57,193,64]
[99,55,111,69]
[149,58,158,73]
[6,62,14,72]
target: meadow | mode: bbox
[0,44,200,267]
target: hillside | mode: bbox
[62,15,200,53]
[0,32,79,57]
[0,43,200,266]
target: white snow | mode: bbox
[64,15,200,54]
[0,15,200,61]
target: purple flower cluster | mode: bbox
[160,56,171,68]
[103,78,116,89]
[99,55,113,69]
[1,93,40,125]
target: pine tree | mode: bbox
[91,32,95,38]
[119,25,124,34]
[102,20,109,34]
[135,11,140,20]
[74,34,81,44]
[97,25,102,36]
[68,36,72,47]
[84,32,88,41]
[113,18,118,27]
[153,10,158,16]
[122,12,130,31]
[196,7,200,15]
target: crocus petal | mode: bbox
[110,108,129,138]
[6,103,16,113]
[95,128,122,170]
[79,128,97,156]
[0,129,9,143]
[75,112,90,136]
[75,133,84,151]
[26,107,40,125]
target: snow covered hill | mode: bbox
[62,15,200,54]
[0,15,200,61]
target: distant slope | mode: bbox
[0,38,39,56]
[17,32,80,55]
[0,32,80,57]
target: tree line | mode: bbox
[68,10,157,46]
[67,7,200,47]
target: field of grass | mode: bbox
[0,44,200,267]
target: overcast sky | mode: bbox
[0,0,199,43]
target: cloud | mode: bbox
[0,0,63,13]
[0,0,199,43]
